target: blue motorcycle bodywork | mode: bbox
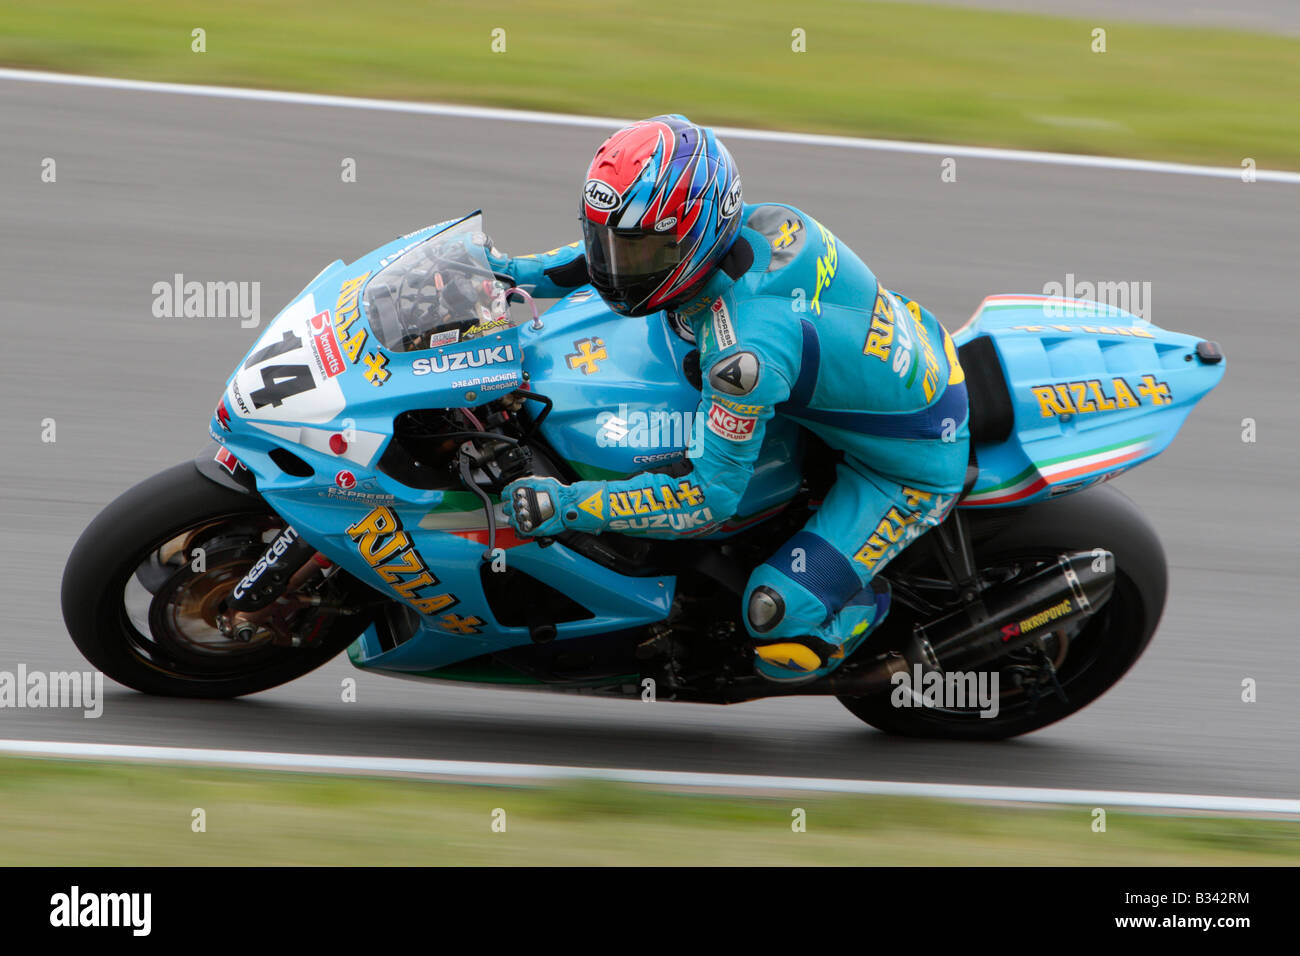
[207,222,1224,685]
[952,295,1225,508]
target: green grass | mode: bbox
[0,757,1296,864]
[2,1,1299,169]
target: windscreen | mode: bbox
[363,214,520,353]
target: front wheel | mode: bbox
[838,485,1167,740]
[62,462,372,698]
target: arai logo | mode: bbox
[654,217,677,233]
[583,179,620,211]
[720,177,742,218]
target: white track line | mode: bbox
[3,739,1298,815]
[2,66,1297,185]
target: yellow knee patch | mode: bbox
[755,643,823,673]
[943,330,965,386]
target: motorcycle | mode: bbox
[62,212,1226,739]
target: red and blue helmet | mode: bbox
[580,114,743,317]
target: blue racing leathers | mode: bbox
[497,203,971,682]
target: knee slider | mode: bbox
[746,585,785,635]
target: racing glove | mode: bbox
[501,476,570,538]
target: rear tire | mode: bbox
[838,485,1166,739]
[62,462,370,698]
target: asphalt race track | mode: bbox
[2,76,1297,799]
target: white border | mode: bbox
[3,739,1298,816]
[2,67,1298,184]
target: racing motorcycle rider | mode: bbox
[495,114,970,684]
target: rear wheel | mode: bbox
[62,463,372,698]
[838,485,1166,739]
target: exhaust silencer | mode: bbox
[908,551,1115,673]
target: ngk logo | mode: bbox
[706,402,757,442]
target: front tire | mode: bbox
[62,462,370,698]
[839,485,1167,739]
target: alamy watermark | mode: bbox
[1042,273,1152,322]
[0,665,103,718]
[50,886,150,935]
[596,404,707,461]
[152,274,260,328]
[890,665,1000,718]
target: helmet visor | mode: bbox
[582,220,683,312]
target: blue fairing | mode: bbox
[206,214,1222,681]
[953,295,1225,507]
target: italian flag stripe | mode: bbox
[1036,434,1156,468]
[965,463,1037,495]
[961,475,1048,506]
[980,294,1084,308]
[1037,439,1151,482]
[954,294,1121,333]
[963,437,1154,506]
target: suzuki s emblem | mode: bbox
[583,178,620,211]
